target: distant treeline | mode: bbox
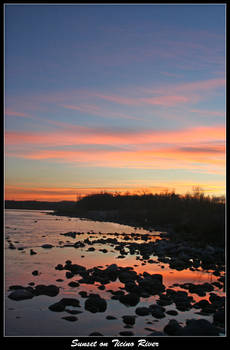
[5,200,75,210]
[5,190,225,246]
[55,190,225,247]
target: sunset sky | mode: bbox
[4,4,226,201]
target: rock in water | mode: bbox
[85,294,107,313]
[8,289,34,301]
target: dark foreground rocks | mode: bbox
[8,284,59,300]
[85,294,107,313]
[164,318,221,336]
[49,298,80,312]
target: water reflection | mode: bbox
[5,210,225,336]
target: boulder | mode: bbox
[34,284,59,297]
[178,319,220,336]
[164,319,182,335]
[41,244,53,249]
[135,307,150,316]
[8,289,34,301]
[119,293,140,306]
[85,294,107,313]
[122,315,136,325]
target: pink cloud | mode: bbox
[5,124,225,148]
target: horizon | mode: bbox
[4,4,226,201]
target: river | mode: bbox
[4,209,225,336]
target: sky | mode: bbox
[4,4,226,201]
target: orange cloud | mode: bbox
[5,124,225,147]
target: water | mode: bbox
[4,210,225,337]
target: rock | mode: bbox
[30,249,37,255]
[106,315,117,320]
[62,316,78,322]
[49,298,80,312]
[166,310,178,316]
[66,271,74,279]
[49,302,65,312]
[79,291,88,298]
[164,319,182,335]
[87,247,95,252]
[118,270,137,283]
[149,304,165,319]
[65,309,82,315]
[119,293,140,306]
[157,294,173,306]
[193,299,210,309]
[135,307,150,316]
[9,285,26,290]
[85,294,107,313]
[89,332,103,336]
[178,319,220,336]
[68,281,80,288]
[41,244,53,249]
[148,331,165,336]
[32,270,39,276]
[209,293,225,308]
[119,331,134,336]
[213,310,225,326]
[138,276,165,295]
[60,298,80,307]
[8,289,34,301]
[105,264,118,273]
[34,284,59,297]
[122,315,136,325]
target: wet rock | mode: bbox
[193,299,211,309]
[32,270,39,276]
[68,281,80,288]
[85,294,107,313]
[30,249,37,255]
[149,304,165,319]
[178,319,220,336]
[119,331,134,336]
[65,309,82,315]
[137,275,165,295]
[164,319,182,335]
[79,291,88,298]
[147,331,165,336]
[124,281,140,294]
[9,285,26,291]
[105,264,118,273]
[34,284,59,297]
[87,247,95,252]
[165,310,178,316]
[8,289,34,301]
[122,315,136,325]
[157,294,173,306]
[213,310,225,326]
[118,270,137,283]
[135,307,150,316]
[119,293,140,307]
[209,293,225,308]
[60,298,80,307]
[66,271,74,279]
[41,244,53,249]
[106,315,117,320]
[62,316,78,322]
[49,302,65,312]
[49,298,80,312]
